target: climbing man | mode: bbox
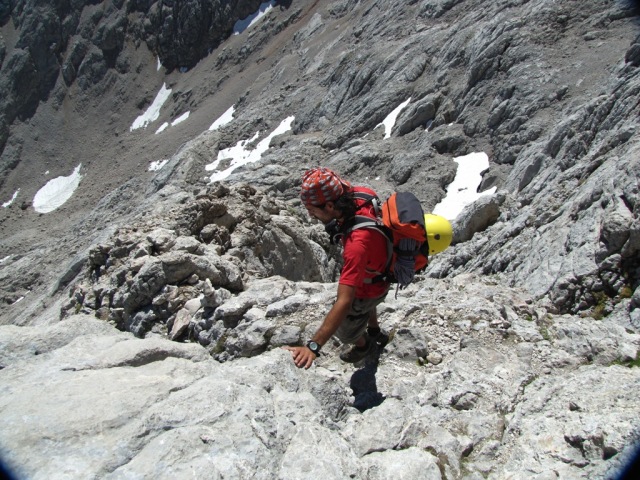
[285,167,391,368]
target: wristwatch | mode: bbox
[306,341,321,356]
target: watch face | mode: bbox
[308,341,319,352]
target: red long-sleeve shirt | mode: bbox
[339,218,390,299]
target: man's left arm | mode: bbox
[284,283,356,369]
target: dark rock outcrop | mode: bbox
[0,0,266,163]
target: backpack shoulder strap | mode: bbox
[352,188,382,217]
[343,216,394,283]
[340,215,383,236]
[353,190,377,203]
[347,215,381,231]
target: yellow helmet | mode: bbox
[424,214,453,254]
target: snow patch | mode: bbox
[2,189,19,208]
[130,83,172,131]
[234,2,276,35]
[209,106,235,131]
[155,122,169,134]
[155,112,191,134]
[149,160,169,171]
[33,164,83,214]
[206,116,294,183]
[377,97,411,139]
[433,152,496,220]
[172,111,190,126]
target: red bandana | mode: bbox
[300,167,352,206]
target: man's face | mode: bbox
[305,202,336,224]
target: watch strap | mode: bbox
[306,341,321,355]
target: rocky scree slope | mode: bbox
[2,263,640,478]
[0,0,295,293]
[0,0,268,165]
[0,0,638,324]
[1,180,640,478]
[0,0,639,478]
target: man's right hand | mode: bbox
[283,346,316,369]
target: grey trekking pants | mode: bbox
[335,290,389,345]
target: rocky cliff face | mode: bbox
[0,0,266,161]
[0,0,639,478]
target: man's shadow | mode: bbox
[349,346,385,412]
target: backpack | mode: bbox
[329,188,430,296]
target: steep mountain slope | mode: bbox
[0,0,639,478]
[0,0,638,322]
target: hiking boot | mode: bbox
[340,339,376,363]
[367,327,389,348]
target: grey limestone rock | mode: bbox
[1,0,640,478]
[169,308,191,340]
[361,447,442,480]
[147,228,177,253]
[452,192,504,244]
[2,273,640,479]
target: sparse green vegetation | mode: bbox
[212,334,228,355]
[590,292,608,320]
[613,352,640,368]
[286,206,298,217]
[619,285,633,299]
[539,324,551,341]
